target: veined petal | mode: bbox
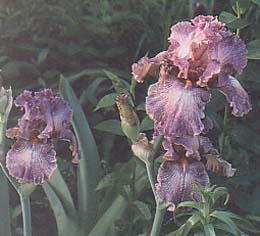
[156,160,209,210]
[168,22,197,59]
[131,51,167,83]
[215,76,252,116]
[146,75,210,137]
[6,140,57,184]
[198,31,247,86]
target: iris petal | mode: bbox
[198,31,247,86]
[156,160,209,210]
[146,75,210,137]
[131,51,167,83]
[215,76,252,116]
[12,89,80,162]
[6,140,57,184]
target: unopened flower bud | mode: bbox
[131,133,154,163]
[116,93,140,141]
[0,86,13,122]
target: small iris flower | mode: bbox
[132,15,251,210]
[6,89,79,185]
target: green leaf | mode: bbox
[178,201,202,212]
[59,76,101,235]
[45,168,78,219]
[241,62,260,84]
[214,222,239,235]
[168,212,201,236]
[252,0,260,5]
[212,187,229,205]
[247,39,260,59]
[132,200,152,220]
[219,11,237,24]
[231,0,251,14]
[37,48,49,65]
[140,116,154,131]
[219,11,249,29]
[94,93,118,111]
[210,210,241,235]
[18,184,37,199]
[228,18,249,29]
[0,170,11,236]
[94,119,124,136]
[89,166,148,236]
[96,174,115,191]
[214,211,258,232]
[104,70,130,93]
[43,182,78,236]
[204,224,216,236]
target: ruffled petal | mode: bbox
[156,160,209,210]
[6,140,57,184]
[198,31,247,86]
[168,22,197,59]
[162,134,216,162]
[146,75,210,137]
[10,89,80,162]
[131,51,167,83]
[206,155,236,177]
[215,76,252,116]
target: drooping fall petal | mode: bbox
[6,140,57,184]
[156,160,209,211]
[146,75,210,137]
[215,76,252,116]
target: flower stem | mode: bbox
[20,195,32,236]
[220,105,229,154]
[145,135,164,197]
[145,160,157,197]
[143,135,166,236]
[236,1,241,35]
[150,202,167,236]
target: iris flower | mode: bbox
[132,15,251,210]
[6,89,79,184]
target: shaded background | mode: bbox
[0,0,259,235]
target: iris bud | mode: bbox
[116,93,140,141]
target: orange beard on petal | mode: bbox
[180,157,188,172]
[185,80,193,89]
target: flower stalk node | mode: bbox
[131,133,155,163]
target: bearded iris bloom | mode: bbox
[132,15,251,210]
[6,89,79,185]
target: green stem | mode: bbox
[236,1,241,35]
[220,105,229,154]
[20,196,32,236]
[146,135,164,197]
[145,161,156,197]
[188,0,194,18]
[150,203,167,236]
[209,0,215,15]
